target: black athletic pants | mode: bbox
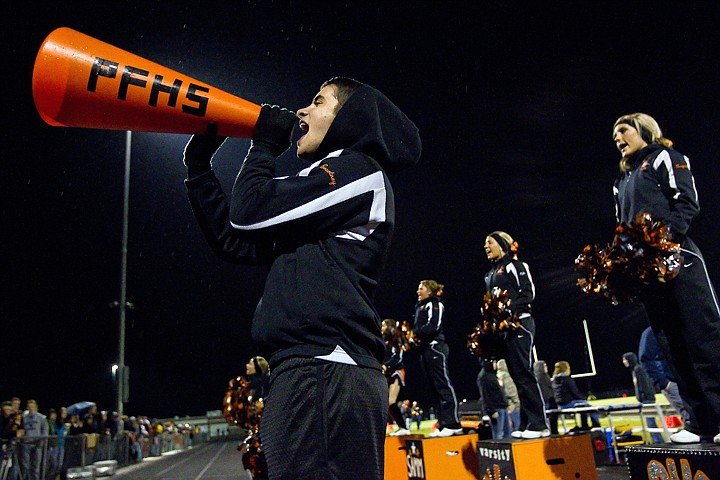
[641,238,720,438]
[260,357,387,480]
[503,315,548,432]
[418,342,461,429]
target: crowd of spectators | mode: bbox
[388,399,432,433]
[1,396,193,480]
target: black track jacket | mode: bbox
[484,256,535,316]
[185,84,421,369]
[613,143,699,241]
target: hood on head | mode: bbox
[479,358,494,372]
[313,84,421,174]
[623,352,638,368]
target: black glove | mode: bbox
[183,123,227,178]
[250,104,296,157]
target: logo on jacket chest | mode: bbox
[319,163,337,186]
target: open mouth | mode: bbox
[297,121,309,146]
[297,121,309,147]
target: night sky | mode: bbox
[4,2,720,420]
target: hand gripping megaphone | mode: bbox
[32,27,261,137]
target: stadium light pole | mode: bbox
[116,130,132,420]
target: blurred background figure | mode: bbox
[410,402,423,431]
[552,361,600,432]
[245,356,271,403]
[622,352,656,404]
[534,360,559,435]
[381,319,409,436]
[476,359,510,439]
[638,326,693,427]
[21,399,48,480]
[623,350,665,443]
[496,359,521,434]
[1,399,25,480]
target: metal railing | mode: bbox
[2,431,202,480]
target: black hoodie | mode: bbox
[186,84,421,368]
[623,352,657,403]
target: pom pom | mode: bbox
[239,430,268,478]
[467,287,520,359]
[383,319,416,353]
[401,319,421,350]
[224,375,268,473]
[467,326,506,360]
[575,212,682,305]
[223,375,265,430]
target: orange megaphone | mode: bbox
[32,27,261,137]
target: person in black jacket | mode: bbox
[1,400,24,480]
[623,350,665,444]
[612,112,720,444]
[484,231,549,439]
[622,352,657,404]
[412,279,463,437]
[477,358,510,439]
[183,77,421,479]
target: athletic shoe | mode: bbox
[714,433,720,444]
[511,430,524,439]
[670,430,701,443]
[520,429,551,439]
[389,428,412,436]
[430,427,463,438]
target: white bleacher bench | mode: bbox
[545,402,678,464]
